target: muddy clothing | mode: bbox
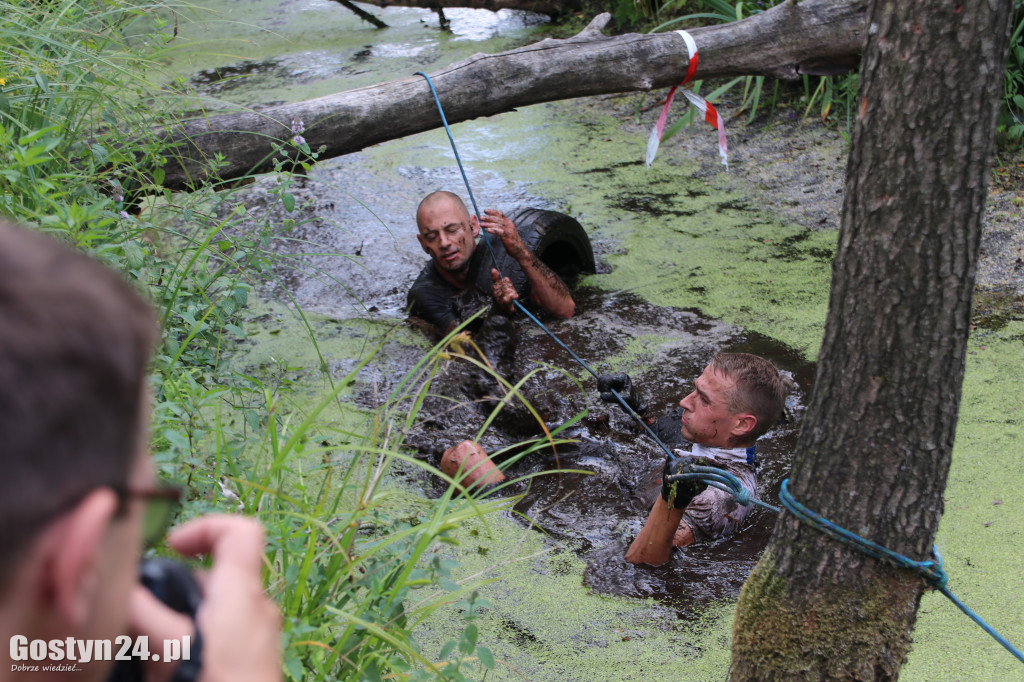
[680,443,756,543]
[407,239,531,332]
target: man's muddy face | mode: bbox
[417,197,479,275]
[679,364,742,448]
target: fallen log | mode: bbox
[156,0,866,191]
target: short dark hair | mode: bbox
[0,222,157,587]
[710,352,791,441]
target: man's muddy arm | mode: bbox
[516,250,576,318]
[479,209,575,318]
[625,496,685,566]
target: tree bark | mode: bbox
[154,0,867,191]
[730,0,1014,679]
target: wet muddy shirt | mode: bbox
[407,239,530,332]
[681,443,757,543]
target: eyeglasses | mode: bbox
[114,486,183,547]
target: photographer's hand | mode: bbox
[168,516,282,682]
[130,586,196,682]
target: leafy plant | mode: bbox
[999,0,1024,144]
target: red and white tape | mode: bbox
[645,30,728,169]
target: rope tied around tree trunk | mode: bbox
[778,480,1024,664]
[415,69,1023,667]
[778,480,948,588]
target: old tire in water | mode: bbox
[474,208,595,295]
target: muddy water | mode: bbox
[248,187,812,611]
[164,0,553,106]
[397,284,811,609]
[231,149,812,611]
[169,0,816,614]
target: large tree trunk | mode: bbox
[154,0,867,192]
[730,0,1014,679]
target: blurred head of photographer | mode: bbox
[0,222,281,682]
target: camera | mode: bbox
[107,558,203,682]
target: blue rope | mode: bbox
[779,479,1024,664]
[415,71,1023,666]
[415,72,499,267]
[938,586,1024,664]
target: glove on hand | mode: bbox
[596,372,647,415]
[660,457,709,510]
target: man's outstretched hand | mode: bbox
[596,372,647,416]
[660,457,709,510]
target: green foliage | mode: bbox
[0,1,537,678]
[800,72,859,137]
[230,328,537,680]
[418,591,496,681]
[609,0,667,29]
[999,1,1024,144]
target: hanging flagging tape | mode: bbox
[646,30,728,169]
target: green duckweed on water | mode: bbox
[902,321,1024,681]
[415,511,736,681]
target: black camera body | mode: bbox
[107,558,203,682]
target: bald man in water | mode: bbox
[407,191,575,334]
[600,353,789,566]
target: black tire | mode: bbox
[474,208,595,294]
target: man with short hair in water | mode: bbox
[599,352,790,566]
[407,191,575,334]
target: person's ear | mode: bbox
[416,232,430,254]
[44,488,120,626]
[732,413,758,441]
[470,214,480,238]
